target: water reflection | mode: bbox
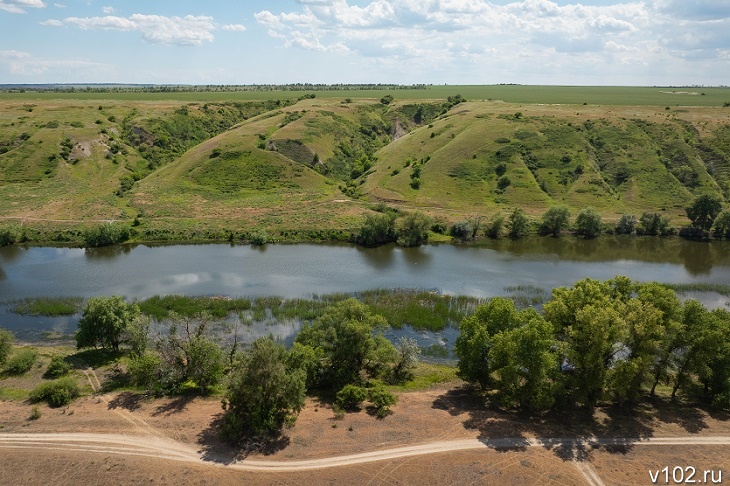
[355,244,395,270]
[401,246,433,267]
[84,245,132,261]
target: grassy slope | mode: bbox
[1,89,730,240]
[364,101,730,221]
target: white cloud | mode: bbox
[42,14,218,45]
[53,2,65,8]
[0,49,111,77]
[252,0,729,84]
[0,0,45,14]
[102,6,114,14]
[221,23,246,32]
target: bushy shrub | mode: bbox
[368,386,397,418]
[45,355,71,378]
[336,384,367,411]
[30,377,80,407]
[250,230,268,246]
[0,329,13,366]
[0,225,19,246]
[575,207,602,238]
[128,352,161,390]
[4,348,38,375]
[450,220,473,241]
[485,214,505,239]
[615,214,637,235]
[83,223,131,248]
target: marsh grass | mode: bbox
[11,297,82,316]
[662,283,730,296]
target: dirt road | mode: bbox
[1,432,728,473]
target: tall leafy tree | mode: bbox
[221,337,306,442]
[574,207,602,238]
[541,205,571,237]
[489,310,558,411]
[455,297,519,389]
[686,194,723,232]
[0,329,13,366]
[76,296,139,351]
[295,299,394,386]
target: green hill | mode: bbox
[1,91,729,242]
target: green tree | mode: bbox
[541,205,571,237]
[368,385,398,417]
[128,352,161,391]
[489,310,558,411]
[124,315,150,357]
[76,296,140,351]
[640,212,672,236]
[396,211,432,247]
[485,213,505,239]
[713,210,730,237]
[574,207,602,238]
[455,298,519,389]
[686,194,723,232]
[0,329,13,366]
[356,213,395,247]
[507,208,530,239]
[392,336,421,381]
[615,214,637,235]
[0,225,19,246]
[83,223,131,248]
[295,299,394,387]
[186,335,225,394]
[221,337,306,442]
[336,384,367,411]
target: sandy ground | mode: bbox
[0,379,729,485]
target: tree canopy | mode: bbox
[76,296,140,351]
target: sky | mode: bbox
[0,0,728,86]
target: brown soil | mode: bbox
[0,382,728,485]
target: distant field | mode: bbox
[2,85,730,106]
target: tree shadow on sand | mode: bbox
[107,391,145,412]
[429,386,721,462]
[196,413,291,465]
[151,395,196,417]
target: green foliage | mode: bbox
[186,335,225,393]
[336,384,367,411]
[29,377,80,407]
[11,297,82,316]
[128,352,161,390]
[616,214,637,235]
[0,225,19,246]
[380,95,394,105]
[83,223,131,248]
[485,213,505,239]
[714,210,730,237]
[489,311,558,411]
[640,212,672,236]
[686,194,723,232]
[250,230,268,246]
[575,207,602,238]
[356,213,395,247]
[4,348,38,375]
[124,315,150,357]
[449,220,473,241]
[455,298,519,389]
[221,337,306,443]
[368,385,398,417]
[508,208,530,239]
[29,406,42,420]
[45,355,71,378]
[76,296,140,351]
[0,329,13,367]
[392,336,421,382]
[497,175,511,190]
[396,211,432,247]
[295,299,394,387]
[541,205,571,237]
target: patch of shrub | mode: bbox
[250,230,268,246]
[29,377,80,407]
[83,223,131,248]
[29,406,42,420]
[45,356,71,378]
[0,225,19,246]
[4,348,38,375]
[0,329,13,366]
[336,384,367,411]
[368,386,397,418]
[450,220,473,241]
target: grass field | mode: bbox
[3,85,730,106]
[1,89,729,245]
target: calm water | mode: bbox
[1,237,729,344]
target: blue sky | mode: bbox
[0,0,728,85]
